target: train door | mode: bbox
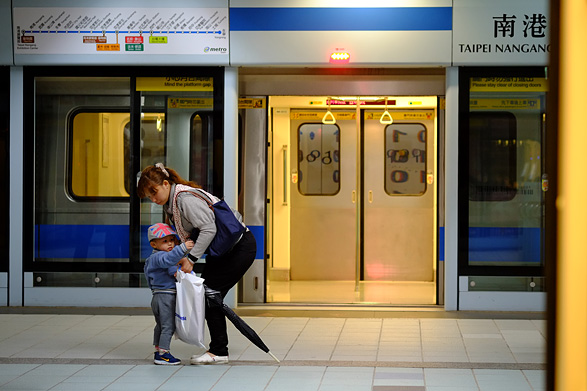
[363,108,436,283]
[289,109,357,282]
[268,96,437,305]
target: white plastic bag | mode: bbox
[174,270,206,348]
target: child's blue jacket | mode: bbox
[144,243,190,292]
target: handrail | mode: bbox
[282,145,288,205]
[355,97,361,292]
[380,111,393,124]
[380,97,393,124]
[322,111,336,124]
[322,97,336,124]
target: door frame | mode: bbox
[267,95,440,305]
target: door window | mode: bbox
[70,111,130,199]
[384,123,427,196]
[297,123,340,195]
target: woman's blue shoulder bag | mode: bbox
[183,189,247,257]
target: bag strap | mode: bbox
[175,189,214,210]
[171,187,214,241]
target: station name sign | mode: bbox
[458,43,549,54]
[453,0,550,65]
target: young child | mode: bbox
[145,222,194,365]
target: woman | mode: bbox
[137,163,256,365]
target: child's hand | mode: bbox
[178,257,194,273]
[185,239,195,250]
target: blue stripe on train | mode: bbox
[247,225,265,260]
[437,227,541,263]
[230,7,452,31]
[36,224,265,260]
[36,224,130,259]
[35,224,538,263]
[439,227,444,262]
[469,227,541,263]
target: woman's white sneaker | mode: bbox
[190,352,229,365]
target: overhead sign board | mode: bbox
[12,6,228,65]
[453,0,550,66]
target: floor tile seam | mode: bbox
[36,315,96,337]
[49,362,118,388]
[460,319,518,364]
[520,369,543,390]
[418,319,424,361]
[281,317,310,362]
[118,362,168,389]
[318,361,333,388]
[375,317,384,363]
[47,331,118,361]
[253,316,276,338]
[0,362,42,387]
[326,318,347,361]
[204,363,244,390]
[457,317,474,364]
[0,362,96,390]
[258,370,292,390]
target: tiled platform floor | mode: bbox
[0,310,546,391]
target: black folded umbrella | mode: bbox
[205,287,280,363]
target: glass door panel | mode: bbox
[137,81,215,262]
[29,71,222,291]
[33,77,133,287]
[467,79,547,272]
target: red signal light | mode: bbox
[330,52,350,64]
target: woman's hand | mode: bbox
[177,257,194,273]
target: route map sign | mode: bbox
[13,7,228,58]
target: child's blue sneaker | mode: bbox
[154,351,181,365]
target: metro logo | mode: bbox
[204,46,227,53]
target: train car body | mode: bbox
[1,0,550,312]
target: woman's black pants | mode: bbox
[200,230,256,356]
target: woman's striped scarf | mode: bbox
[170,184,198,242]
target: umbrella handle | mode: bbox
[268,351,280,363]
